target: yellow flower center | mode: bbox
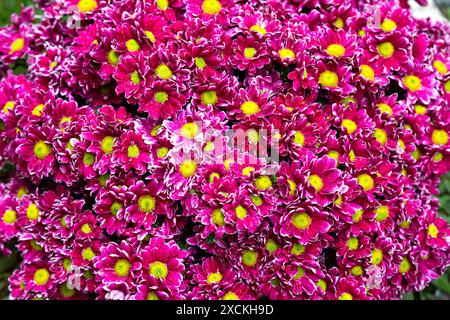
[371,248,383,265]
[147,292,159,300]
[428,223,438,238]
[254,176,272,190]
[145,31,156,42]
[293,267,305,280]
[433,60,448,75]
[81,223,91,234]
[399,257,411,274]
[250,24,266,35]
[377,42,394,58]
[357,174,374,191]
[403,75,422,92]
[288,179,297,196]
[127,145,140,158]
[179,160,197,178]
[154,91,168,103]
[126,39,140,52]
[100,136,115,154]
[375,205,389,222]
[180,122,200,139]
[33,140,51,160]
[107,50,119,66]
[202,0,222,15]
[445,80,450,92]
[82,247,95,261]
[83,152,95,166]
[157,147,169,158]
[222,292,239,300]
[242,250,258,267]
[240,101,260,115]
[351,265,363,276]
[33,268,50,285]
[308,174,323,192]
[265,239,279,253]
[155,64,172,80]
[292,131,305,146]
[378,103,393,116]
[292,213,312,230]
[347,237,359,250]
[130,71,141,84]
[195,57,206,69]
[373,128,387,145]
[2,209,16,224]
[149,261,168,279]
[242,166,255,177]
[244,47,256,59]
[26,203,40,221]
[157,0,169,10]
[414,104,427,115]
[201,90,218,105]
[431,129,448,145]
[207,272,222,284]
[9,37,25,54]
[110,202,122,216]
[352,210,363,222]
[334,17,344,28]
[32,104,45,117]
[138,195,156,213]
[114,259,131,277]
[319,71,339,87]
[235,205,247,219]
[78,0,97,13]
[212,208,225,226]
[278,48,295,60]
[339,292,353,300]
[360,64,375,81]
[434,152,443,162]
[381,19,397,32]
[291,243,305,255]
[342,119,357,134]
[317,279,327,291]
[2,101,14,113]
[326,44,345,57]
[251,195,263,206]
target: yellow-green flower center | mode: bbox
[240,101,260,115]
[2,209,16,224]
[278,48,295,60]
[242,250,258,267]
[431,129,448,145]
[357,174,374,191]
[202,0,222,15]
[114,259,132,277]
[130,71,141,84]
[381,19,397,32]
[347,237,359,250]
[179,160,197,178]
[244,47,256,59]
[403,75,422,92]
[110,202,122,216]
[101,136,115,154]
[155,64,173,80]
[235,205,247,219]
[26,203,40,221]
[138,195,156,213]
[207,272,222,284]
[149,261,168,279]
[201,90,218,105]
[83,152,95,166]
[9,37,24,54]
[180,122,200,139]
[212,208,225,226]
[360,64,375,81]
[254,176,272,190]
[33,140,51,160]
[107,50,119,66]
[292,213,312,230]
[82,247,95,261]
[371,248,383,265]
[377,42,394,58]
[126,39,140,52]
[326,44,345,57]
[308,174,323,192]
[319,71,339,87]
[78,0,97,13]
[154,91,168,103]
[33,268,50,285]
[342,119,357,134]
[127,144,140,158]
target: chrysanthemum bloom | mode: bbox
[140,237,188,293]
[113,130,152,174]
[126,179,173,230]
[114,52,149,101]
[300,156,343,206]
[16,126,56,180]
[93,241,142,290]
[274,203,332,244]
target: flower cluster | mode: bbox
[0,0,449,300]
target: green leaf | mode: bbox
[0,252,18,273]
[432,276,450,294]
[402,292,414,300]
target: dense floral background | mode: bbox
[0,0,449,300]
